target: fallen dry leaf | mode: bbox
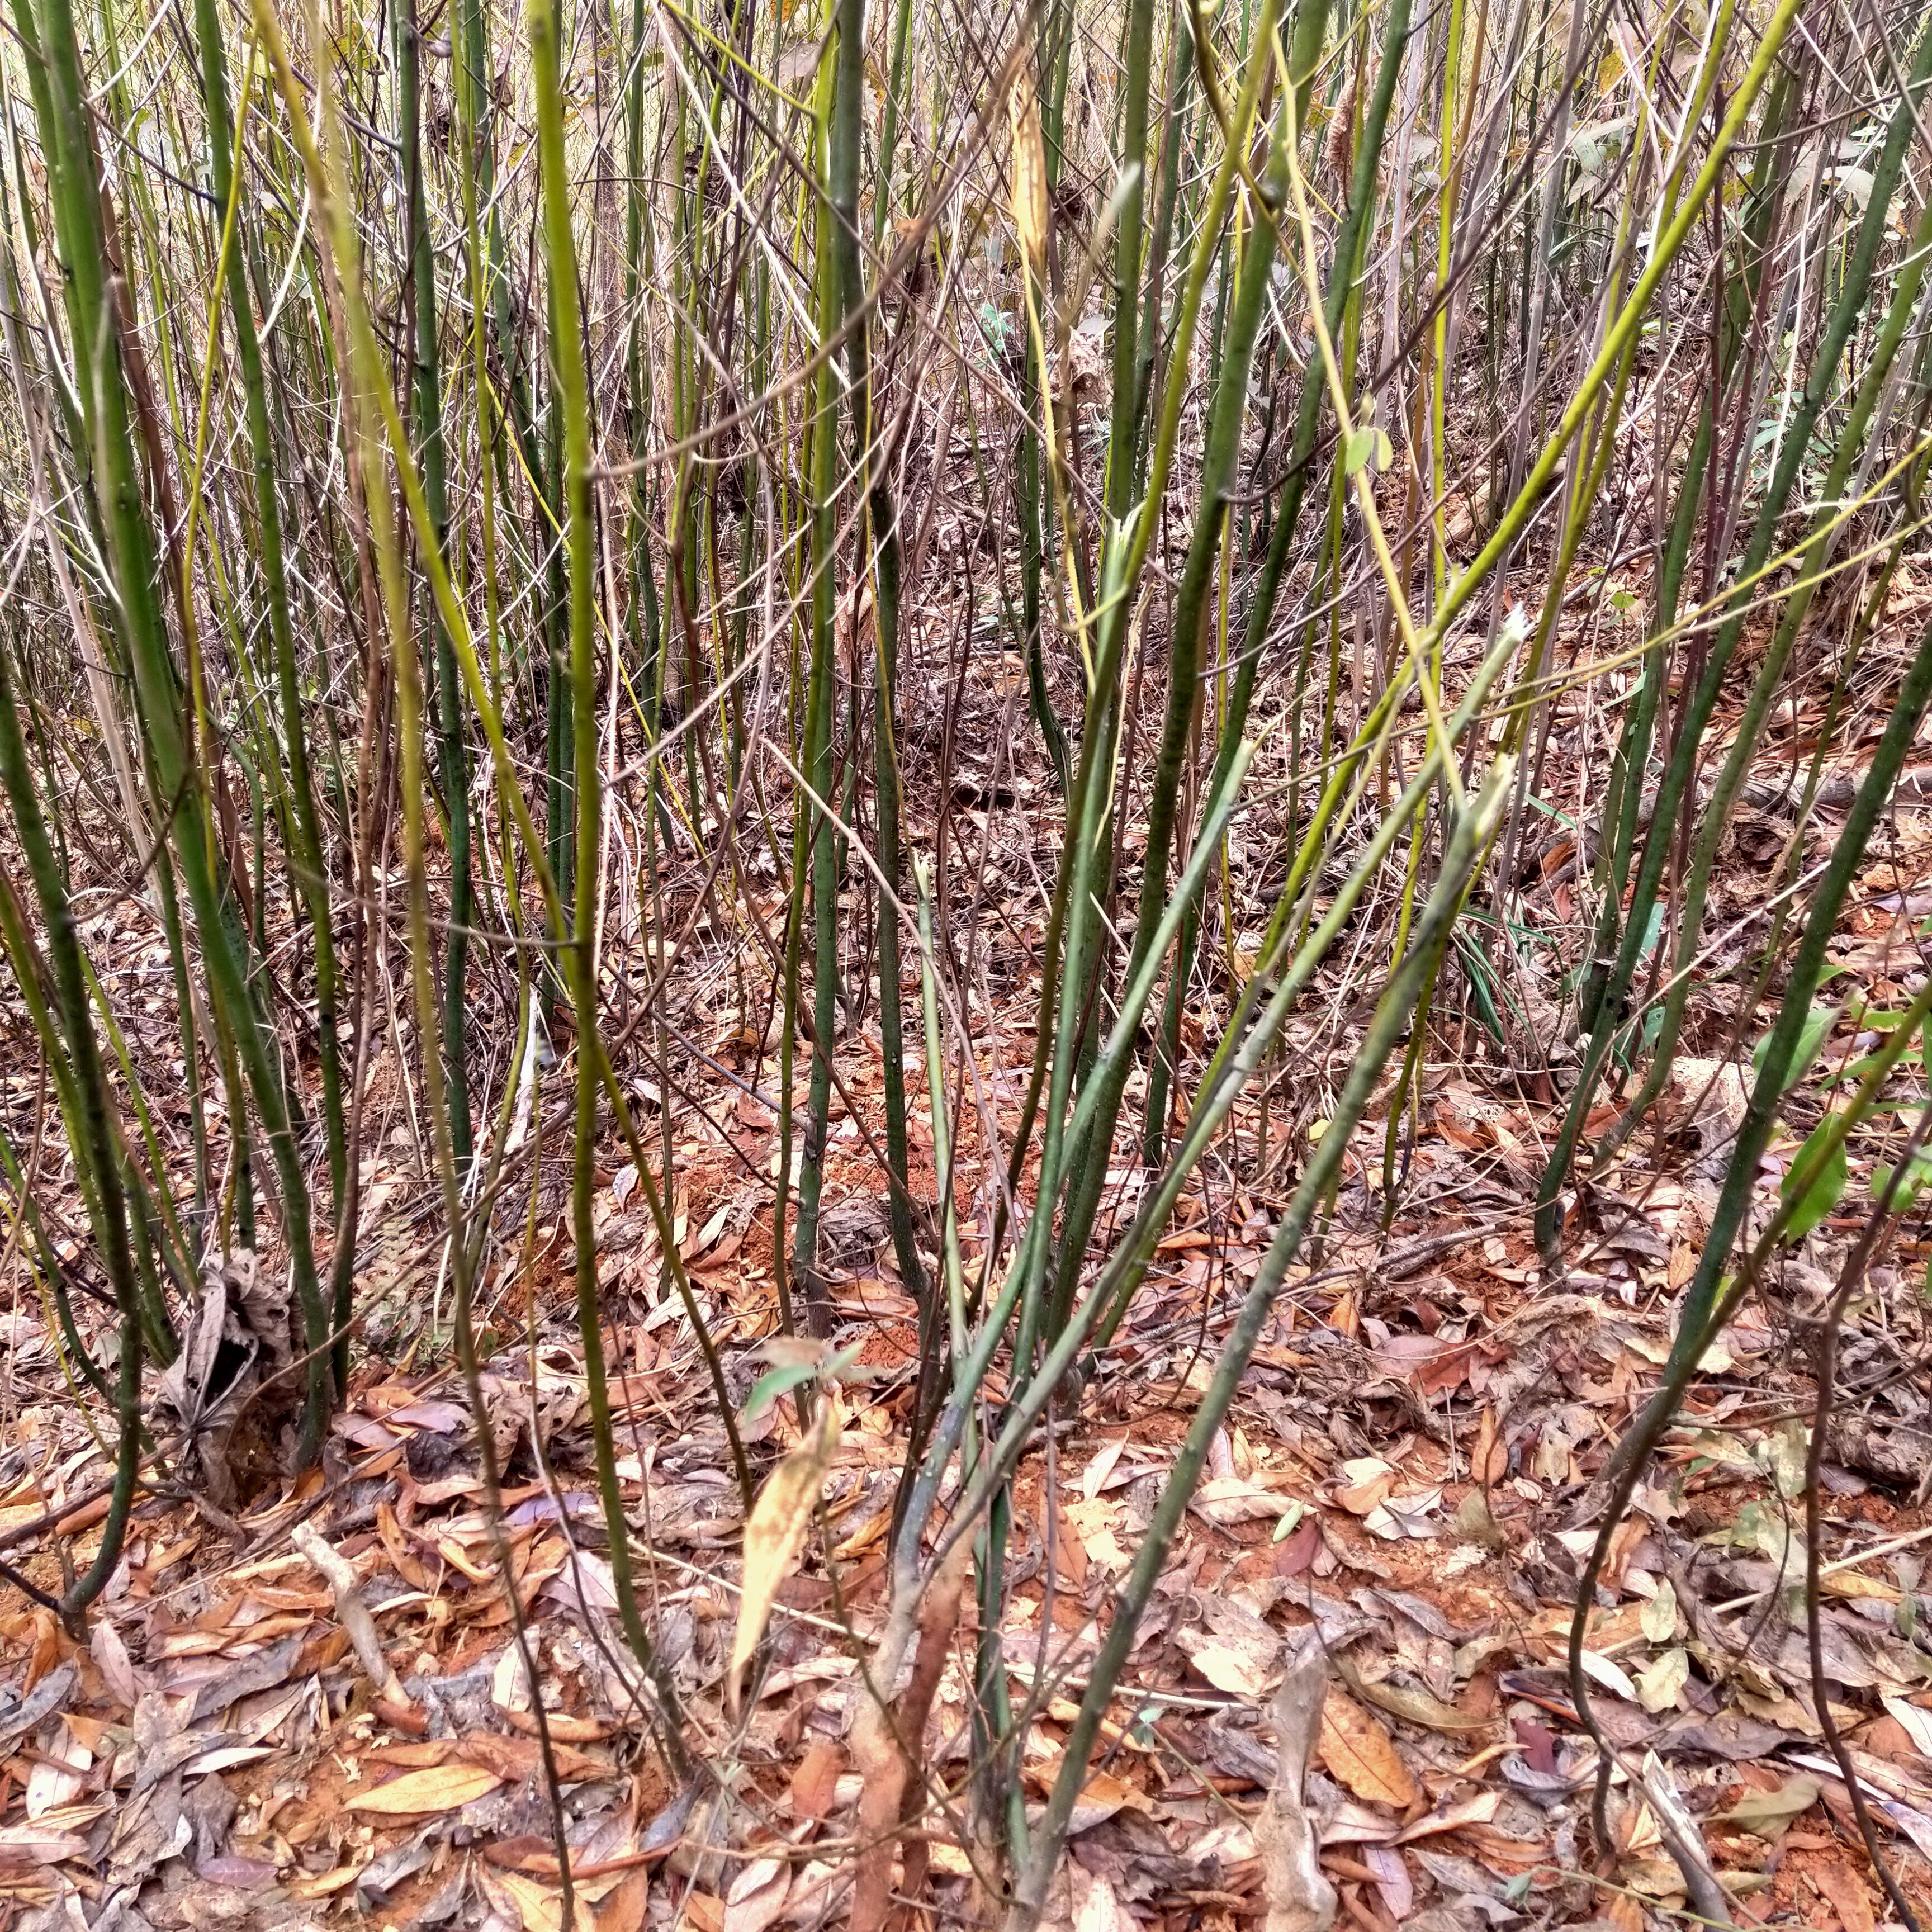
[1318,1686,1420,1811]
[1189,1474,1294,1526]
[91,1620,138,1708]
[723,1856,791,1932]
[1081,1437,1127,1499]
[494,1867,596,1932]
[1346,1669,1491,1734]
[285,1865,368,1900]
[343,1763,504,1815]
[1393,1791,1501,1842]
[1712,1773,1820,1839]
[598,1868,651,1932]
[1257,1630,1337,1932]
[789,1738,844,1819]
[1471,1407,1505,1486]
[1190,1639,1281,1698]
[1332,1459,1397,1515]
[1073,1868,1136,1932]
[460,1730,613,1784]
[1810,1858,1876,1932]
[0,1825,88,1865]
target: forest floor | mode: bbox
[7,562,1932,1932]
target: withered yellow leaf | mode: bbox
[343,1763,503,1814]
[728,1401,839,1710]
[1007,78,1048,269]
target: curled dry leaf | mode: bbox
[1257,1630,1337,1932]
[729,1399,840,1711]
[1332,1459,1397,1515]
[1190,1475,1296,1525]
[91,1620,139,1709]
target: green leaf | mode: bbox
[1753,1004,1840,1092]
[742,1360,818,1422]
[1344,425,1392,476]
[1872,1148,1932,1210]
[1779,1119,1848,1242]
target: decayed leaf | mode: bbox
[729,1400,840,1710]
[1318,1686,1421,1811]
[344,1763,504,1814]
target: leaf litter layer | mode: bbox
[1,0,1931,1924]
